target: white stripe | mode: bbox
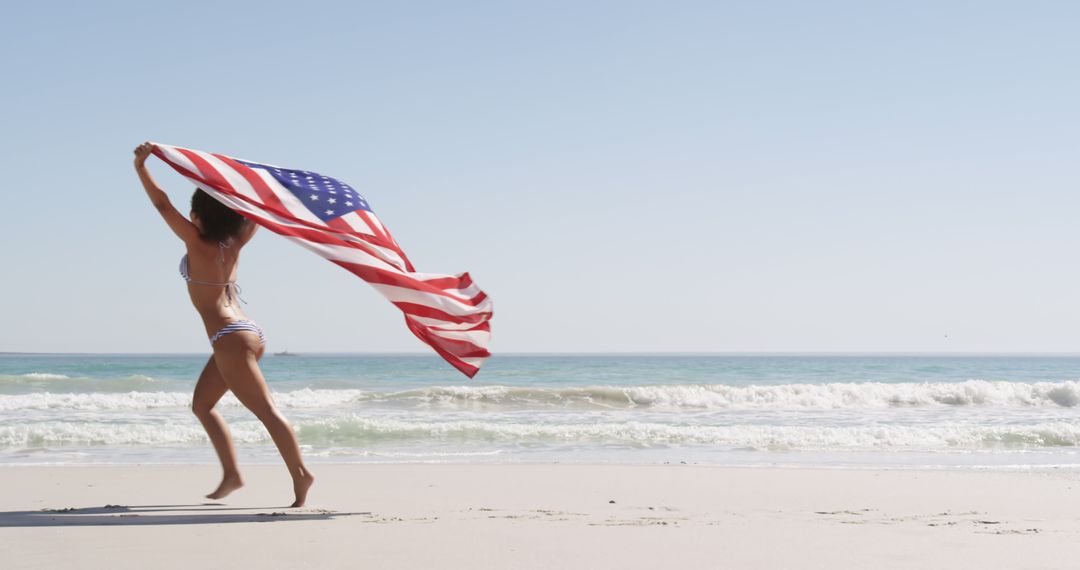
[406,315,488,330]
[154,144,200,176]
[292,214,406,271]
[456,356,486,369]
[280,236,398,274]
[189,150,262,203]
[339,211,376,236]
[429,327,491,346]
[370,283,493,317]
[338,212,407,270]
[417,281,480,300]
[366,214,388,236]
[368,246,407,272]
[282,227,406,273]
[405,273,482,299]
[331,214,407,270]
[442,282,481,299]
[283,235,489,319]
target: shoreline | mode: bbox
[5,459,1080,471]
[3,463,1079,569]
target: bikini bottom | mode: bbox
[209,320,266,346]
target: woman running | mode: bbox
[133,141,314,507]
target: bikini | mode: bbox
[180,241,266,346]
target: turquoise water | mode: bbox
[4,354,1080,467]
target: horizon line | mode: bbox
[7,351,1080,357]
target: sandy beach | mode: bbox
[3,463,1078,569]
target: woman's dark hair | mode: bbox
[190,189,245,241]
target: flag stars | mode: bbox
[236,161,373,218]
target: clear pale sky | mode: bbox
[1,1,1078,354]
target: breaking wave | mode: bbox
[6,381,1080,412]
[6,416,1080,451]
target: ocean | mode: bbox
[4,353,1080,468]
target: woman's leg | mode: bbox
[212,333,314,507]
[192,356,244,499]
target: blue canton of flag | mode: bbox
[235,159,372,222]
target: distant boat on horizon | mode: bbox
[274,350,297,357]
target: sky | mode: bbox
[1,1,1078,354]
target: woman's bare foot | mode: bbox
[206,474,244,500]
[290,470,315,508]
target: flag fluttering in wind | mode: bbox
[151,143,492,377]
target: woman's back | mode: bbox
[181,237,250,338]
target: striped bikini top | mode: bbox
[179,241,245,306]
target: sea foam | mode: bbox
[4,381,1080,411]
[16,373,70,380]
[6,416,1080,451]
[294,416,1080,450]
[339,380,1080,410]
[0,388,366,411]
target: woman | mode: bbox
[133,142,314,507]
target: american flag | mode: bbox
[151,143,493,377]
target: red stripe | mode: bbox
[322,216,409,269]
[425,329,491,358]
[357,210,388,242]
[176,148,237,195]
[405,317,480,378]
[422,272,474,290]
[339,213,408,258]
[359,211,415,272]
[153,149,218,190]
[432,338,491,359]
[211,154,298,220]
[331,260,489,308]
[334,210,403,256]
[431,320,491,333]
[390,301,493,325]
[325,217,355,234]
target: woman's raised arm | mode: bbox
[134,142,200,244]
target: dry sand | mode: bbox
[3,464,1079,569]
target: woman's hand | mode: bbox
[133,142,154,168]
